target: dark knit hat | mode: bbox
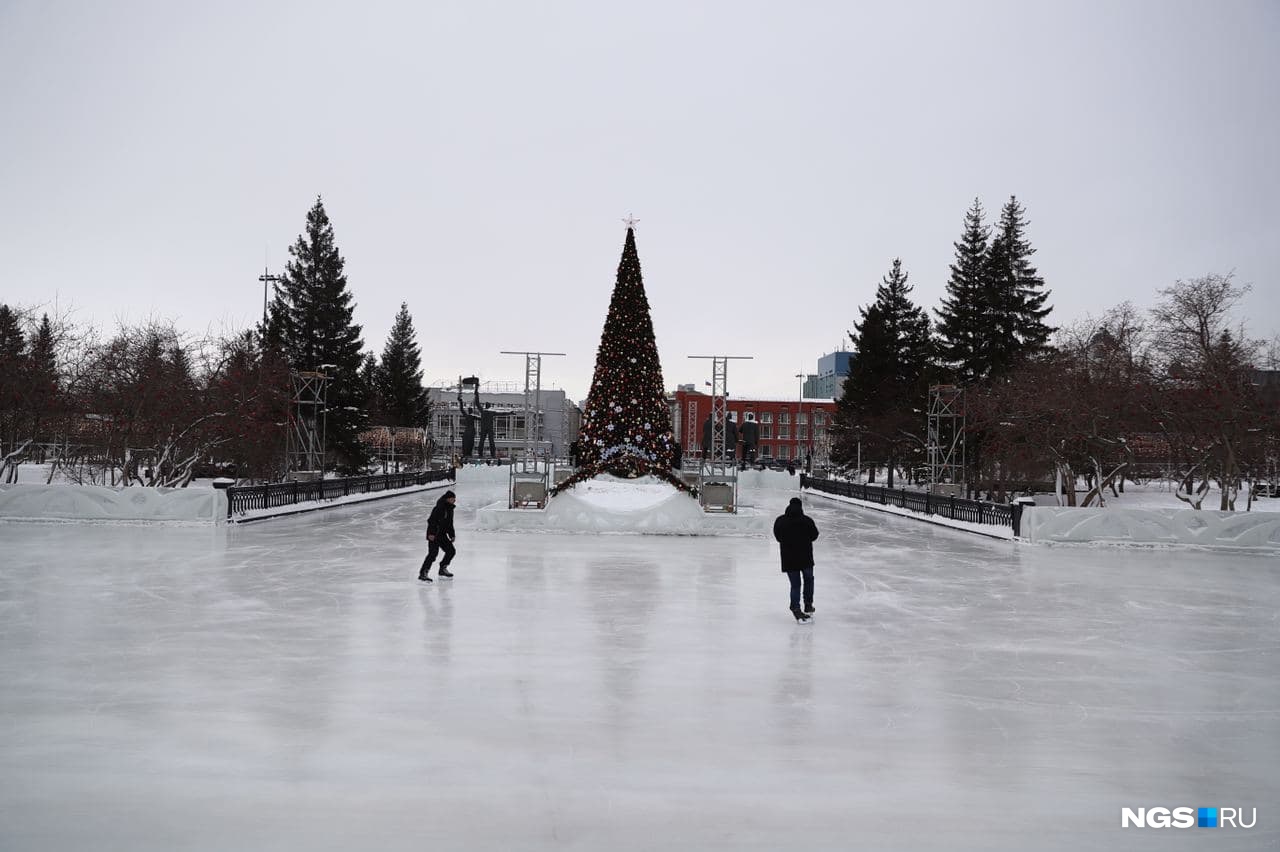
[443,490,456,500]
[789,497,802,507]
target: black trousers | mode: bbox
[479,426,496,457]
[421,538,456,572]
[786,568,814,610]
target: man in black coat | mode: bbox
[419,490,457,582]
[772,497,818,622]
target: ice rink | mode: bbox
[2,471,1277,850]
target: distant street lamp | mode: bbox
[794,372,810,472]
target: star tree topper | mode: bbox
[622,214,640,229]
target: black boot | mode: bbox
[419,568,433,582]
[791,607,811,622]
[804,603,815,614]
[438,566,454,578]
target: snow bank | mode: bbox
[804,488,1014,540]
[455,463,514,487]
[0,484,226,522]
[476,476,766,536]
[1021,506,1280,552]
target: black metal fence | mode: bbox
[226,469,455,519]
[800,474,1024,534]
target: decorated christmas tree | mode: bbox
[552,222,691,495]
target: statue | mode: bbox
[457,378,479,459]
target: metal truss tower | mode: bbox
[288,369,330,476]
[501,350,566,461]
[927,384,965,488]
[688,355,752,511]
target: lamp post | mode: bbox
[794,373,809,472]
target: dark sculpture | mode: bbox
[740,415,760,463]
[702,414,738,461]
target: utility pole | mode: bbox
[258,267,283,326]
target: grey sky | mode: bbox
[3,0,1277,400]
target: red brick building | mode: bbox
[670,389,837,465]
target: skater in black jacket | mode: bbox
[419,491,457,582]
[773,497,818,621]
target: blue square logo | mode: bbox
[1198,807,1218,828]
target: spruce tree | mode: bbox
[0,305,26,453]
[994,196,1053,355]
[935,198,991,384]
[378,303,430,428]
[271,197,369,473]
[835,259,933,486]
[359,352,382,419]
[0,305,23,357]
[554,225,687,494]
[27,315,59,441]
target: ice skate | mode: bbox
[418,571,433,583]
[438,567,454,579]
[791,607,812,623]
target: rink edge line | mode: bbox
[803,488,1015,541]
[229,481,454,524]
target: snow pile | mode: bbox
[735,467,803,497]
[1027,480,1279,512]
[455,463,514,487]
[1021,506,1280,551]
[0,484,226,522]
[476,475,766,536]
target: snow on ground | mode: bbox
[1034,478,1274,511]
[1,471,1277,851]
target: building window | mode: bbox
[798,426,807,440]
[777,445,789,459]
[760,412,773,424]
[813,411,824,426]
[797,412,808,425]
[779,412,790,424]
[760,444,771,458]
[761,425,772,439]
[778,426,790,440]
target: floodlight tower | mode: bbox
[500,350,566,462]
[688,355,752,512]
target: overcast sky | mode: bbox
[2,0,1277,400]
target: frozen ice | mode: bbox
[1,469,1277,850]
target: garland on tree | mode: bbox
[550,224,696,498]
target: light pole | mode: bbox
[794,373,808,472]
[258,268,282,326]
[318,364,336,473]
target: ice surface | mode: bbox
[1,470,1277,850]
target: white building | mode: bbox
[427,381,581,459]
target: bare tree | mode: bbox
[1146,273,1268,510]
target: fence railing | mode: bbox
[800,474,1023,533]
[226,469,455,519]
